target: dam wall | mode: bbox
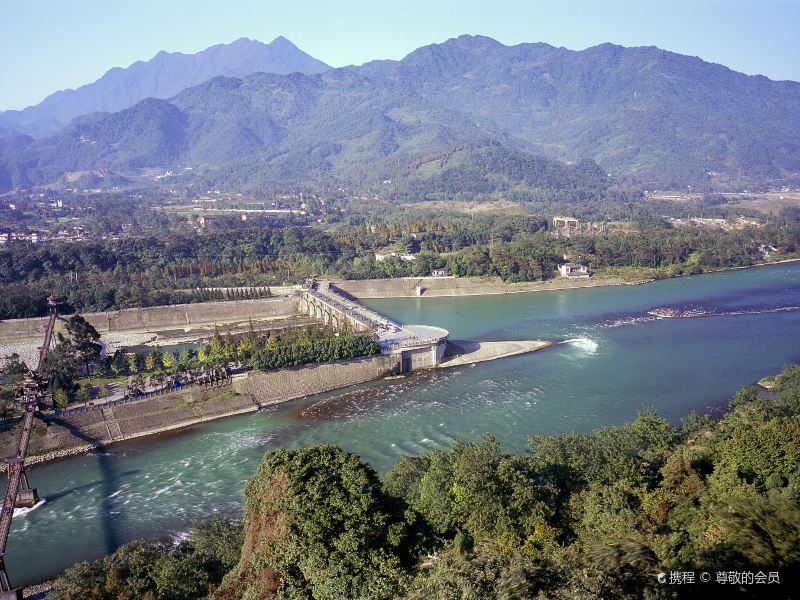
[0,296,301,340]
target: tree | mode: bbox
[161,352,176,372]
[42,342,80,399]
[66,315,102,376]
[53,388,69,409]
[110,349,128,376]
[215,445,431,600]
[76,384,92,407]
[179,348,194,368]
[196,345,210,367]
[126,353,139,374]
[1,353,29,385]
[189,517,243,582]
[145,351,158,372]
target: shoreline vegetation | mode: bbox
[335,257,800,299]
[2,202,798,322]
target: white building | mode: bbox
[558,263,591,278]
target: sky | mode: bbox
[1,0,799,111]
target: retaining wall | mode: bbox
[1,354,400,465]
[0,385,257,465]
[334,276,626,298]
[234,355,400,407]
[0,296,301,339]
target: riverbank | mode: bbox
[1,354,401,468]
[440,340,553,367]
[7,260,799,589]
[0,295,308,367]
[0,383,259,468]
[333,275,631,298]
[1,338,557,468]
[333,257,800,299]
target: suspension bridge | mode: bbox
[0,296,59,600]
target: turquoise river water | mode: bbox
[7,262,800,585]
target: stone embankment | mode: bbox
[0,296,301,340]
[235,355,399,407]
[0,384,258,467]
[1,355,400,467]
[334,275,628,298]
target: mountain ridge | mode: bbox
[2,35,799,191]
[0,37,331,138]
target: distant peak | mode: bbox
[453,34,503,45]
[270,36,299,49]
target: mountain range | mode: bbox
[2,35,799,192]
[0,37,330,138]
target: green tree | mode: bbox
[1,353,29,385]
[161,352,176,372]
[66,314,102,376]
[76,383,92,406]
[126,353,139,374]
[216,445,431,600]
[53,388,69,409]
[110,349,127,376]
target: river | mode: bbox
[7,263,800,586]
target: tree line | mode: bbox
[1,207,798,319]
[28,323,379,408]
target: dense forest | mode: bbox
[47,363,800,599]
[2,206,798,319]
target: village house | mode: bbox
[558,263,591,278]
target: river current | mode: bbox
[7,263,800,585]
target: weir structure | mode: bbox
[301,280,449,372]
[0,296,59,599]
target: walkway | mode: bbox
[302,282,448,351]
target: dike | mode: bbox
[0,295,301,340]
[0,355,399,468]
[333,275,628,298]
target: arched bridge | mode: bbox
[300,282,390,333]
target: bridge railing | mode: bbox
[304,288,400,330]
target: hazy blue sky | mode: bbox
[2,0,798,111]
